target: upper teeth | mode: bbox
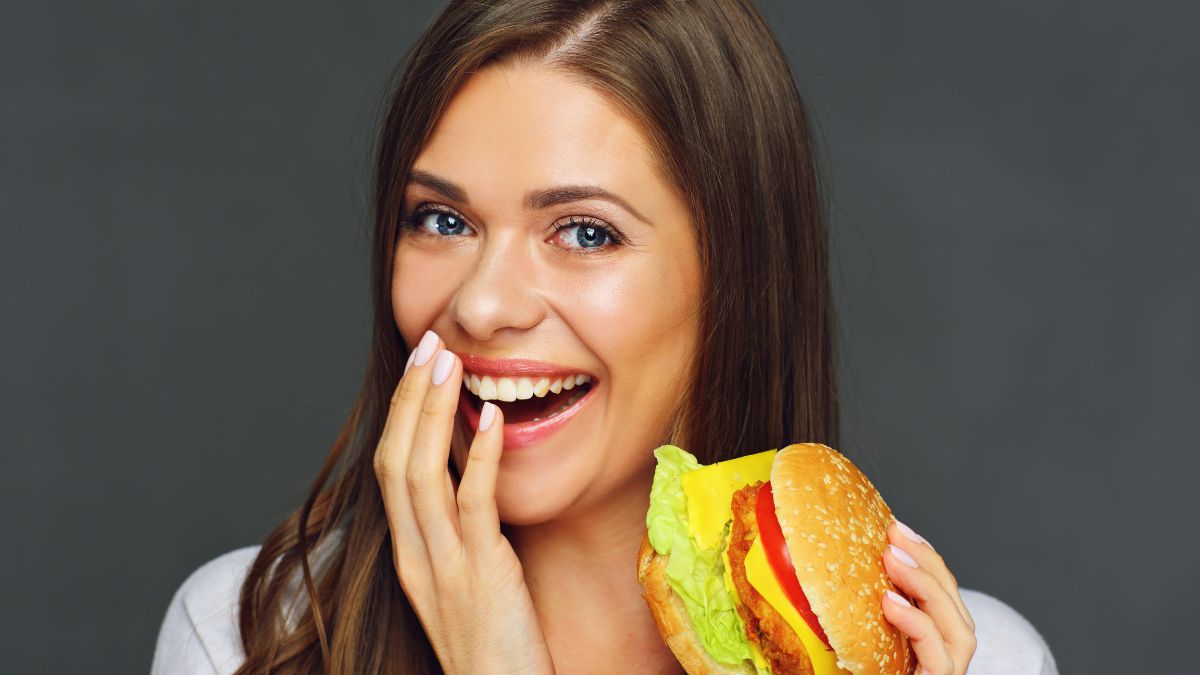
[461,373,593,402]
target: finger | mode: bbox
[884,544,976,661]
[373,330,444,560]
[457,401,505,554]
[889,520,975,632]
[881,589,955,675]
[376,330,444,476]
[407,347,464,558]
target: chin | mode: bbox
[491,446,598,526]
[450,392,608,526]
[494,493,565,527]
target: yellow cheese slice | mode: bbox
[681,451,776,672]
[744,536,848,675]
[681,449,777,549]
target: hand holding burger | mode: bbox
[637,443,976,674]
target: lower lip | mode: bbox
[458,382,598,449]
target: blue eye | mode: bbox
[554,218,623,253]
[399,205,625,254]
[400,207,468,237]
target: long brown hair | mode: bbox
[234,1,838,672]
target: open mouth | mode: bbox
[460,376,595,425]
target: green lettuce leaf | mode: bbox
[646,445,757,667]
[646,445,699,555]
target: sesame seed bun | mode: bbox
[770,443,917,674]
[637,443,917,674]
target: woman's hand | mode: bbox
[373,329,556,675]
[881,519,977,675]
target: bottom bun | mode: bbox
[637,531,757,675]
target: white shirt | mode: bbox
[151,545,1059,674]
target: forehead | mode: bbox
[412,62,664,207]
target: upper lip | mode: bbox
[458,353,597,381]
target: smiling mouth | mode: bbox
[460,377,595,424]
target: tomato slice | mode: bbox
[755,481,833,651]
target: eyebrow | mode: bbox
[407,169,651,225]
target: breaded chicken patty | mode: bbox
[727,481,815,675]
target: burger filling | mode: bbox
[728,481,817,675]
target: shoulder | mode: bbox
[150,545,262,675]
[959,587,1059,675]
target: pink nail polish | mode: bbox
[888,544,919,568]
[432,350,455,385]
[885,589,912,607]
[414,330,439,366]
[894,519,930,548]
[479,402,497,432]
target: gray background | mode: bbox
[2,1,1195,673]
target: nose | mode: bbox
[449,231,546,341]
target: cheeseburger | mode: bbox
[637,443,917,675]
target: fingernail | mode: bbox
[413,330,439,366]
[889,544,919,568]
[432,350,455,385]
[894,519,930,547]
[479,401,497,432]
[403,350,415,375]
[885,589,912,607]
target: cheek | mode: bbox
[564,253,700,422]
[391,245,462,345]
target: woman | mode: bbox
[152,1,1057,673]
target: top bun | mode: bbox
[769,443,917,675]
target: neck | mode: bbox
[504,470,681,675]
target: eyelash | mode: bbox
[397,204,624,254]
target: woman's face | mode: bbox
[392,60,701,526]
